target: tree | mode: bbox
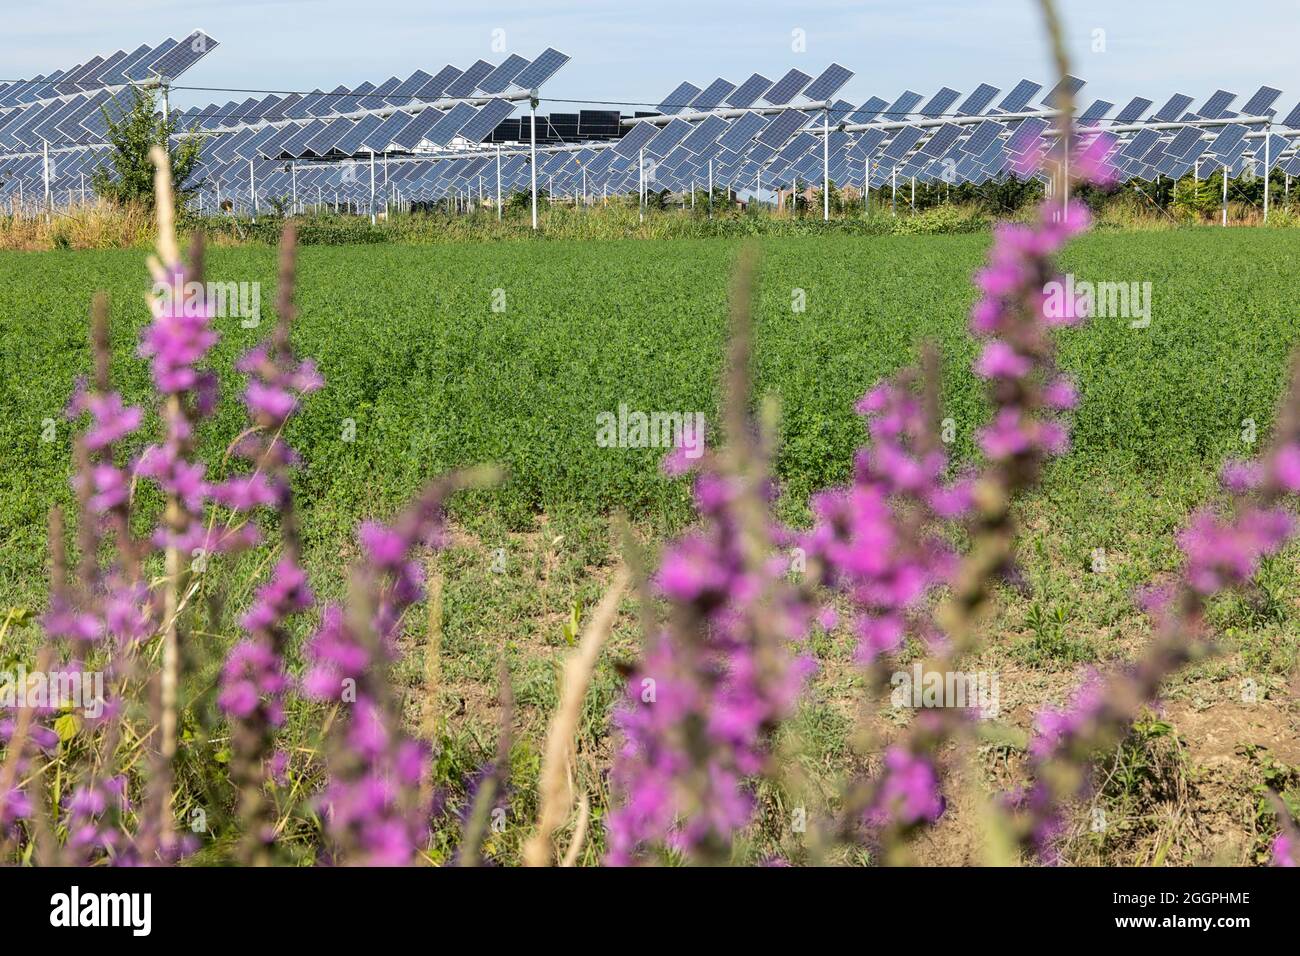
[92,87,202,210]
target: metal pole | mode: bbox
[369,149,376,225]
[639,148,645,223]
[864,157,870,216]
[250,159,259,222]
[530,97,538,230]
[1062,135,1069,221]
[910,175,915,213]
[822,107,830,221]
[496,145,502,221]
[707,159,713,218]
[1223,164,1229,227]
[1263,126,1270,223]
[42,140,51,224]
[891,166,897,216]
[291,163,298,213]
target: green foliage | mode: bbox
[1172,176,1219,220]
[91,87,202,210]
[4,228,1300,612]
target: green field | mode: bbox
[4,230,1299,863]
[6,230,1298,583]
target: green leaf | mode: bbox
[53,713,79,743]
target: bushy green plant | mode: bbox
[91,88,202,211]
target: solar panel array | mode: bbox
[3,33,1300,216]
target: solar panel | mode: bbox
[881,126,924,160]
[425,101,480,145]
[148,31,218,81]
[361,111,415,152]
[391,70,435,101]
[60,57,105,91]
[1005,116,1050,153]
[959,119,1003,155]
[1199,90,1237,119]
[444,60,494,98]
[999,79,1042,112]
[775,131,817,164]
[1151,94,1194,122]
[1279,102,1300,129]
[1207,123,1247,156]
[474,55,528,96]
[1121,128,1161,159]
[919,87,961,117]
[718,112,769,152]
[645,118,696,157]
[1041,75,1084,106]
[1241,86,1282,117]
[241,125,284,159]
[512,48,571,90]
[1166,126,1205,159]
[327,115,381,156]
[657,82,702,115]
[1078,100,1114,125]
[804,64,854,102]
[726,73,772,109]
[690,79,737,111]
[125,39,177,81]
[756,108,808,147]
[849,96,889,124]
[764,69,813,105]
[680,115,729,154]
[919,123,963,157]
[614,121,659,158]
[387,108,443,150]
[1113,97,1152,124]
[456,99,516,142]
[98,44,151,85]
[828,98,855,125]
[1263,134,1290,166]
[883,91,923,120]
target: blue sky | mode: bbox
[9,0,1300,118]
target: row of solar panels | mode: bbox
[166,47,569,135]
[7,119,1298,211]
[5,51,1300,207]
[0,43,571,155]
[0,31,219,107]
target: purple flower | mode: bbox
[606,443,815,864]
[868,747,946,827]
[975,341,1033,379]
[1273,832,1297,867]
